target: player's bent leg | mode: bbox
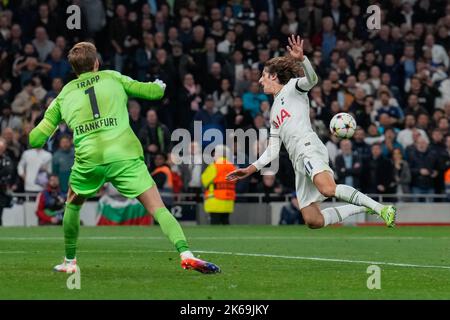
[313,172,396,227]
[54,186,86,273]
[300,203,325,229]
[301,201,368,228]
[137,186,221,274]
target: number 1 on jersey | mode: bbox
[85,87,101,119]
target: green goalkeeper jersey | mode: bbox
[29,70,164,166]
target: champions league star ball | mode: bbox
[329,112,357,139]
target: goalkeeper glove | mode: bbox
[153,79,166,90]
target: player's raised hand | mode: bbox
[226,165,256,181]
[286,34,304,61]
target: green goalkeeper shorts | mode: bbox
[69,157,155,198]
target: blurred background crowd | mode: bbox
[0,0,449,204]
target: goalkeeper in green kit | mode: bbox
[29,42,220,274]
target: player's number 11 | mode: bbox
[85,87,101,119]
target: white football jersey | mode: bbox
[270,77,319,161]
[253,56,324,171]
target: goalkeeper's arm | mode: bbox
[106,70,166,100]
[29,99,61,148]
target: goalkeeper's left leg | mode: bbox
[54,186,85,273]
[137,186,220,274]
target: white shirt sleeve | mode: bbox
[251,127,281,171]
[294,56,319,92]
[17,151,26,177]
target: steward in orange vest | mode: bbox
[201,145,236,224]
[151,153,174,206]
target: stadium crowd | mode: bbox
[0,0,449,205]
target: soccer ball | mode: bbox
[329,113,357,139]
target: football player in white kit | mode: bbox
[227,35,396,228]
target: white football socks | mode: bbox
[335,184,383,214]
[321,204,366,227]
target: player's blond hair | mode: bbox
[264,56,304,85]
[68,42,98,75]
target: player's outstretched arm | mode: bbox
[107,70,166,101]
[29,99,61,148]
[286,34,318,91]
[226,131,281,181]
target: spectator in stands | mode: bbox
[423,33,449,69]
[51,135,73,194]
[416,112,431,132]
[134,33,154,81]
[298,0,323,38]
[109,4,129,73]
[217,30,237,56]
[32,26,55,62]
[438,117,449,136]
[363,143,395,195]
[128,100,145,136]
[444,135,450,197]
[212,78,234,115]
[196,37,225,80]
[194,94,226,142]
[334,139,362,188]
[139,109,171,170]
[392,147,411,198]
[404,94,428,117]
[11,79,38,116]
[312,16,336,60]
[408,76,440,115]
[352,127,371,161]
[151,152,174,207]
[376,91,403,126]
[225,49,248,90]
[255,171,284,202]
[381,127,403,158]
[401,44,417,80]
[310,86,332,126]
[188,25,205,62]
[226,96,253,130]
[0,138,14,226]
[201,145,236,225]
[237,0,256,31]
[46,46,71,81]
[0,104,21,132]
[17,145,52,193]
[35,174,65,225]
[309,107,328,142]
[178,141,203,194]
[242,81,268,118]
[204,62,223,94]
[408,137,439,201]
[397,114,430,149]
[45,77,64,100]
[429,128,448,196]
[177,73,202,129]
[279,192,304,225]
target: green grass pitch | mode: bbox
[0,225,449,299]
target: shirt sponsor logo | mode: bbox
[272,108,291,129]
[75,117,118,135]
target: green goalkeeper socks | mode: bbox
[63,203,82,260]
[154,207,189,253]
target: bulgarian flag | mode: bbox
[97,195,151,226]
